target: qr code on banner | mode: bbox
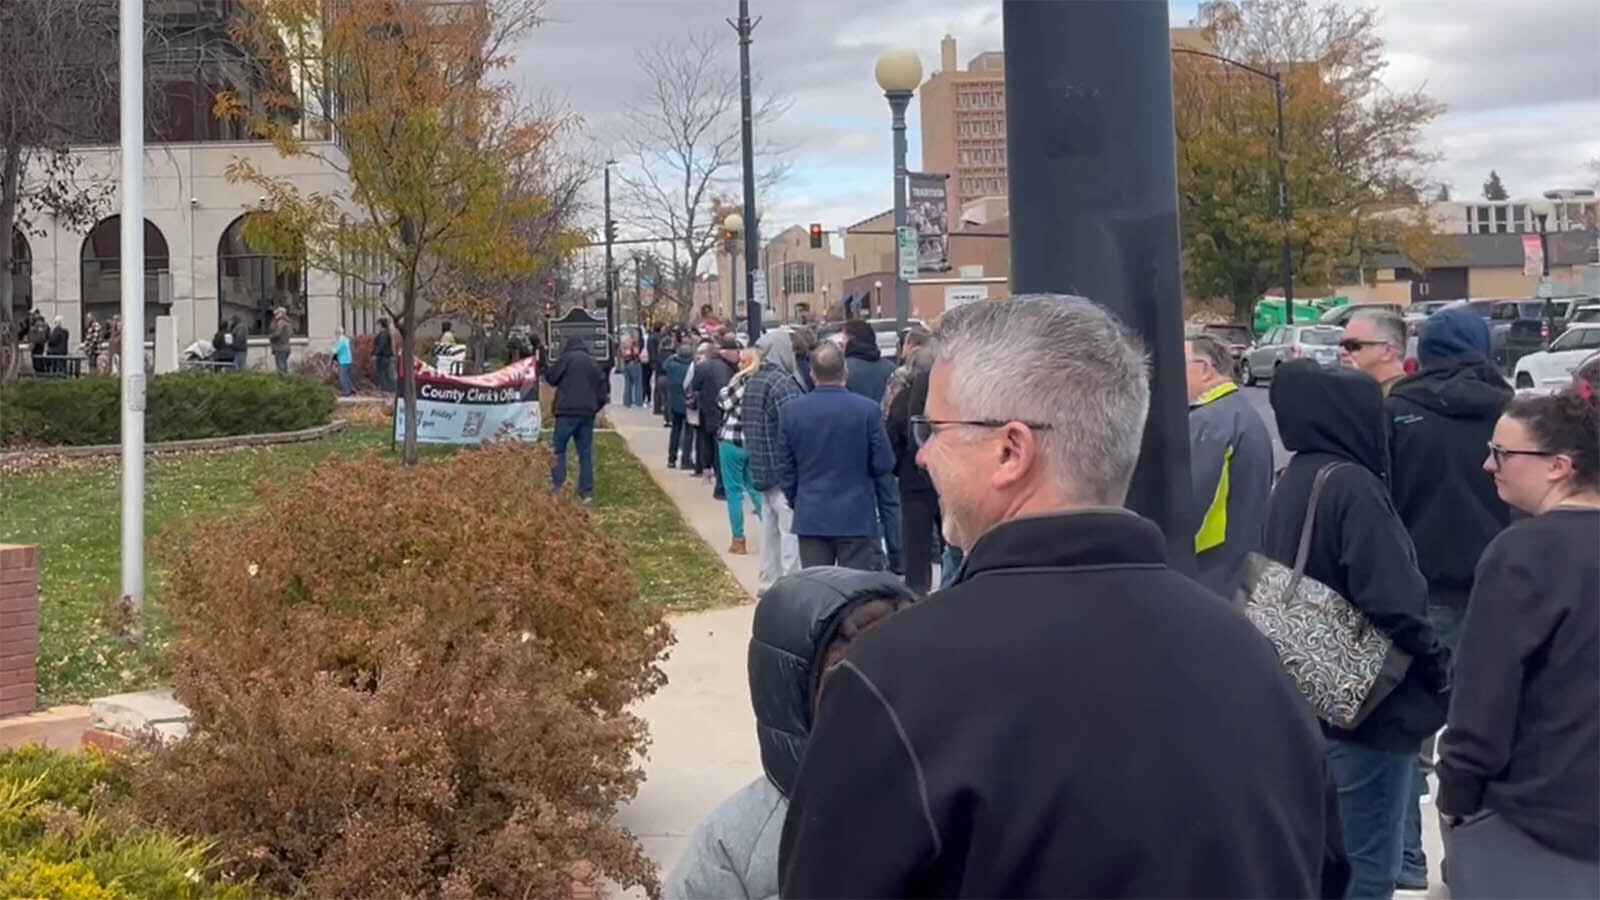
[462,411,486,438]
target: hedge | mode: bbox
[1,373,336,448]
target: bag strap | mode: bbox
[1292,463,1346,576]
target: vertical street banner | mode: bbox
[394,356,542,446]
[1521,234,1544,277]
[907,172,950,273]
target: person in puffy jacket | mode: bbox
[662,342,695,469]
[664,568,916,900]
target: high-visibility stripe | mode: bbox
[1195,444,1233,553]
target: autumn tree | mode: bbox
[1175,0,1445,322]
[1482,170,1509,200]
[616,31,790,322]
[0,0,125,375]
[219,0,568,464]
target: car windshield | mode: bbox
[1550,329,1595,352]
[1298,329,1341,346]
[1572,307,1600,323]
[1205,326,1252,344]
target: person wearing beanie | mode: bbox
[1385,304,1512,890]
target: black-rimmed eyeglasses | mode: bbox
[910,415,1055,448]
[1486,441,1552,468]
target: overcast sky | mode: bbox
[513,0,1600,242]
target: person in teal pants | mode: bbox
[718,350,763,554]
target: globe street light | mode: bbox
[876,47,922,333]
[723,213,744,325]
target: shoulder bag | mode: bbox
[1236,463,1413,730]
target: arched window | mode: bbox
[9,229,30,325]
[218,214,307,336]
[782,261,815,296]
[80,217,171,329]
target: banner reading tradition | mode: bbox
[907,171,950,273]
[394,356,542,446]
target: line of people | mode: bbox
[661,295,1597,900]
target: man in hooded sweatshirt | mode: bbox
[1264,359,1451,899]
[742,330,808,595]
[664,568,915,900]
[544,336,609,502]
[1385,305,1511,892]
[841,318,904,574]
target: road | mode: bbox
[1240,385,1290,469]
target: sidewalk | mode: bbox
[605,397,764,880]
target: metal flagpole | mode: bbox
[119,0,146,631]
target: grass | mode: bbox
[0,424,743,706]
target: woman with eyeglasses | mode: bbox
[1435,373,1599,898]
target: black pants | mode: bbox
[668,411,692,465]
[901,487,940,594]
[799,537,884,572]
[641,365,654,405]
[697,422,724,495]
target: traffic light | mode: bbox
[605,220,617,244]
[544,300,554,314]
[809,223,823,249]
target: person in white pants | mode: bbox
[739,329,808,595]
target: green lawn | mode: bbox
[0,426,742,706]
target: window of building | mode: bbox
[782,261,815,296]
[80,217,171,329]
[9,228,30,324]
[219,214,308,337]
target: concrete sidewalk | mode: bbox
[605,399,763,880]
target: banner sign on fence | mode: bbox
[907,171,950,273]
[1521,234,1544,277]
[394,356,542,446]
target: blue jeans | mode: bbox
[939,544,964,589]
[718,442,762,540]
[550,415,596,498]
[873,474,903,574]
[623,362,643,407]
[1327,739,1415,899]
[337,362,354,395]
[1400,600,1466,886]
[274,349,290,373]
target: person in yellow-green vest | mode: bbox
[1186,334,1275,596]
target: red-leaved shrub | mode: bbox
[130,443,674,899]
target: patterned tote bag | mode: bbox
[1237,463,1413,729]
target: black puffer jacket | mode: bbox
[1265,360,1450,752]
[1386,360,1511,610]
[748,567,917,796]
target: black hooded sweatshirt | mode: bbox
[1265,360,1450,752]
[542,337,608,417]
[1386,359,1512,611]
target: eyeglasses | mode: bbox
[1486,441,1552,467]
[910,415,1055,448]
[1340,338,1389,353]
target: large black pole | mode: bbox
[603,161,616,339]
[731,0,761,343]
[1003,0,1193,571]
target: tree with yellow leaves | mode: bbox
[1176,0,1446,323]
[216,0,571,464]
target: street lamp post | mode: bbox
[729,0,762,345]
[876,48,922,334]
[1172,46,1294,314]
[723,213,744,325]
[873,279,883,318]
[1530,198,1556,343]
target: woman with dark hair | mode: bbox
[1437,377,1599,899]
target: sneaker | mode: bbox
[579,496,594,506]
[667,460,677,469]
[713,491,726,502]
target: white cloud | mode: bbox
[513,0,1598,244]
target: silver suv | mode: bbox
[1240,324,1342,385]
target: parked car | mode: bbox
[1240,324,1343,386]
[1316,302,1402,327]
[1513,323,1600,393]
[1487,299,1574,372]
[818,317,927,357]
[1199,322,1253,375]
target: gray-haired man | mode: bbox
[1186,333,1274,597]
[780,296,1347,899]
[1340,309,1408,396]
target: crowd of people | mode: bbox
[642,295,1596,900]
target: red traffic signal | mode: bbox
[809,223,822,248]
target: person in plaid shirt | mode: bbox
[742,330,808,594]
[718,349,763,555]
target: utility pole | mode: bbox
[729,0,761,343]
[603,160,616,333]
[118,0,146,636]
[1004,0,1193,573]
